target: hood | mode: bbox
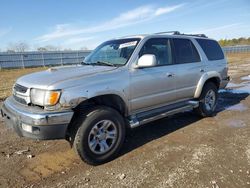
[16,65,117,89]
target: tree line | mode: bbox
[1,41,89,52]
[218,37,250,47]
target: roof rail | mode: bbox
[154,31,207,38]
[181,33,207,38]
[154,31,181,35]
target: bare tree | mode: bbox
[63,48,72,51]
[7,41,29,52]
[6,49,15,53]
[80,46,89,50]
[37,47,48,51]
[37,45,62,51]
[46,45,62,51]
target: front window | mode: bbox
[84,38,140,66]
[139,38,173,66]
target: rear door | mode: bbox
[172,38,204,101]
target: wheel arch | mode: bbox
[77,94,128,116]
[66,94,128,144]
[194,72,221,98]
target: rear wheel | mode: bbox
[194,82,218,117]
[73,106,125,165]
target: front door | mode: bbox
[129,38,177,113]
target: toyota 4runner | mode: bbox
[1,31,229,165]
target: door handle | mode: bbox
[166,73,174,77]
[200,69,205,73]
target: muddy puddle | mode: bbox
[220,74,250,94]
[226,119,246,128]
[225,103,248,111]
[241,75,250,81]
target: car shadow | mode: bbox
[119,90,249,157]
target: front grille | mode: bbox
[14,84,28,93]
[13,95,27,105]
[13,83,30,105]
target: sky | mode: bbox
[0,0,250,51]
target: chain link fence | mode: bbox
[0,46,250,69]
[223,45,250,54]
[0,50,91,69]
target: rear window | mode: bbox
[196,39,224,61]
[173,38,201,64]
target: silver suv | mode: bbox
[1,31,229,165]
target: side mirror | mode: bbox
[136,54,157,68]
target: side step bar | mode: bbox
[129,100,199,128]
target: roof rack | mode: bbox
[154,31,207,38]
[155,31,181,35]
[183,33,207,38]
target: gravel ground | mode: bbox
[0,59,250,188]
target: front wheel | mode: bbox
[73,106,125,165]
[194,82,218,117]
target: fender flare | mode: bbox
[194,71,221,98]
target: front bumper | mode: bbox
[1,96,74,140]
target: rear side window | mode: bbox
[196,39,224,61]
[173,38,200,64]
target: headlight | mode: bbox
[30,89,61,106]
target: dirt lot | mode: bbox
[0,53,250,188]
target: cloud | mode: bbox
[36,4,184,42]
[60,36,98,50]
[190,23,242,34]
[62,37,95,48]
[63,36,95,45]
[0,27,12,38]
[189,23,244,39]
[155,4,184,16]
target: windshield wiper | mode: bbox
[94,61,115,67]
[81,61,92,65]
[81,61,116,67]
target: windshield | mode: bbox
[84,38,140,66]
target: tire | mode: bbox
[194,82,218,117]
[73,106,125,165]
